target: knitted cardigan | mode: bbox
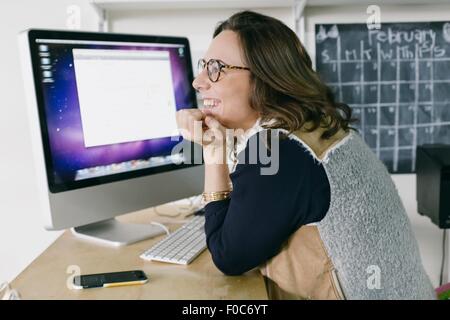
[282,129,436,299]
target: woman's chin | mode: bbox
[203,106,222,117]
[202,107,234,127]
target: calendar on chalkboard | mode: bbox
[315,22,450,173]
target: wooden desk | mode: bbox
[11,205,268,299]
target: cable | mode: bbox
[152,194,203,218]
[0,282,21,300]
[149,195,204,235]
[189,194,204,210]
[174,196,195,215]
[174,194,203,215]
[155,218,191,225]
[440,229,447,286]
[152,204,181,218]
[150,222,170,236]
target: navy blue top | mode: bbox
[204,131,331,275]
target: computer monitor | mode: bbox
[19,29,204,246]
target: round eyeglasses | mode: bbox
[197,58,250,82]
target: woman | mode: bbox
[176,11,435,300]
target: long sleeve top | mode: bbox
[204,130,331,275]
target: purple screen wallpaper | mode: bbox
[35,41,195,185]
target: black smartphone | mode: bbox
[73,270,148,289]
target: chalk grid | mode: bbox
[315,24,450,173]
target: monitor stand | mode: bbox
[71,219,165,246]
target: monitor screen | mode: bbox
[26,30,198,193]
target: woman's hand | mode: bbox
[176,109,229,164]
[202,115,228,164]
[175,108,206,146]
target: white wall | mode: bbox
[0,0,98,283]
[392,175,444,288]
[1,1,446,290]
[108,7,295,77]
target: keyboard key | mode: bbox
[140,216,207,265]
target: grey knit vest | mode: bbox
[283,130,436,300]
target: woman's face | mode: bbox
[193,30,260,130]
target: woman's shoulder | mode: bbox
[231,128,330,201]
[236,128,324,171]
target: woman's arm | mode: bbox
[204,133,331,276]
[204,163,230,192]
[176,109,232,193]
[202,116,232,193]
[175,110,329,275]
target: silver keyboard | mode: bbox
[140,215,206,265]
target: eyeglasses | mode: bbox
[197,58,250,83]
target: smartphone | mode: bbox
[73,270,148,289]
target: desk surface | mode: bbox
[11,204,268,299]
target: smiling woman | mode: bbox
[175,11,436,300]
[192,30,258,131]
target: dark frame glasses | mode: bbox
[197,58,250,82]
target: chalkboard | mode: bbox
[315,22,450,173]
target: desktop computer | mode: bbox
[19,29,204,246]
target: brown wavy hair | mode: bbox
[214,11,357,139]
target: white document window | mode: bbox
[73,48,178,148]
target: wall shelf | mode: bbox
[91,0,295,11]
[92,0,450,12]
[90,0,449,32]
[91,0,303,33]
